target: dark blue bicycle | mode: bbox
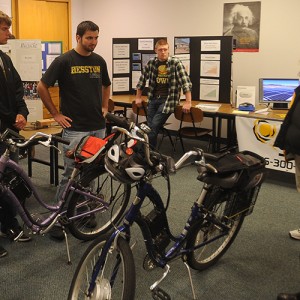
[68,113,266,300]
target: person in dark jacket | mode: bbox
[0,10,31,258]
[274,85,300,240]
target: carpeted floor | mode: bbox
[0,138,299,300]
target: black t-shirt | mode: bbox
[154,60,169,98]
[41,49,111,131]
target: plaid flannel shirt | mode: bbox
[136,56,192,114]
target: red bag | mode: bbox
[74,136,107,161]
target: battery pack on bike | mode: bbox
[198,151,266,216]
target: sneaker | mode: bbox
[0,246,8,258]
[0,228,32,242]
[289,229,300,240]
[49,225,67,241]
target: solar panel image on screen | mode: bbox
[259,78,299,104]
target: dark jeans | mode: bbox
[0,142,19,233]
[147,98,171,148]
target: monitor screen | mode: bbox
[259,78,299,104]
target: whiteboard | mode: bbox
[8,39,42,81]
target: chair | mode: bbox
[131,100,174,151]
[131,100,148,125]
[174,105,212,153]
[108,98,115,113]
[106,99,116,134]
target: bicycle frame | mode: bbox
[69,114,266,298]
[86,169,231,296]
[0,150,114,235]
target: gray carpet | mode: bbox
[0,138,299,300]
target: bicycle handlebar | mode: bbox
[106,113,130,131]
[50,134,69,145]
[0,128,70,149]
[106,113,214,172]
[106,113,154,166]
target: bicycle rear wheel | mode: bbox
[67,167,131,241]
[68,235,135,300]
[186,187,245,271]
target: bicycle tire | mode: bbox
[67,167,131,241]
[186,187,245,271]
[68,235,135,300]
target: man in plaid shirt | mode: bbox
[135,39,192,148]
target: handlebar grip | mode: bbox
[204,151,229,161]
[1,128,25,141]
[106,113,130,131]
[51,134,70,145]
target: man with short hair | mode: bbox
[37,20,111,240]
[135,39,192,148]
[0,10,32,258]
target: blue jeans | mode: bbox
[147,98,171,148]
[55,128,106,201]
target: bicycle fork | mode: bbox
[87,230,125,297]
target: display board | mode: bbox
[2,39,44,121]
[174,36,232,103]
[112,37,166,95]
[7,39,42,81]
[42,41,62,74]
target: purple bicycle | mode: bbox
[0,128,131,263]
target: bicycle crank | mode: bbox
[143,254,157,271]
[151,287,171,300]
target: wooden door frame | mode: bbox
[11,0,72,52]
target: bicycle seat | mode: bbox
[198,171,240,189]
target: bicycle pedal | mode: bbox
[151,287,171,300]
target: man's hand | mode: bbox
[102,107,108,117]
[182,101,192,113]
[13,114,27,130]
[135,98,143,107]
[53,113,72,128]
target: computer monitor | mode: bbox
[259,78,299,109]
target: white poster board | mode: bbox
[8,39,42,81]
[236,116,295,173]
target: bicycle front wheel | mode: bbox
[186,187,245,271]
[68,235,135,300]
[67,168,131,241]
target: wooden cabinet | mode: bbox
[43,86,60,119]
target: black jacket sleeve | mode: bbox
[274,86,300,150]
[12,63,29,118]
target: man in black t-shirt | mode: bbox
[37,21,111,239]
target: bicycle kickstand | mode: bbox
[62,228,71,265]
[184,262,197,300]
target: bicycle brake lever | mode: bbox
[38,136,52,148]
[50,144,61,154]
[38,136,61,154]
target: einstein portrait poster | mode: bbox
[223,2,261,52]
